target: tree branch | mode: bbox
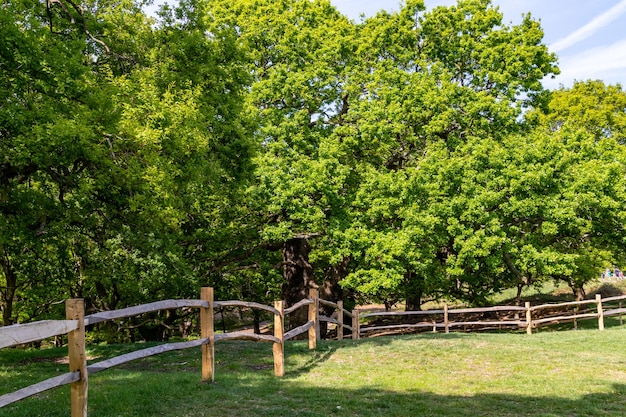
[45,0,110,53]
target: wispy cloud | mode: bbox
[550,0,626,52]
[544,39,626,88]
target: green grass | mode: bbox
[2,327,626,416]
[489,279,626,306]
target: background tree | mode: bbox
[206,0,358,319]
[339,0,558,308]
[518,80,626,298]
[0,0,114,324]
[0,0,254,333]
[2,0,623,333]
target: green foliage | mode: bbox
[339,0,559,306]
[0,0,254,327]
[207,0,356,240]
[1,0,624,327]
[529,80,626,141]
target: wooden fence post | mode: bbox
[337,300,344,341]
[273,300,285,377]
[308,289,318,350]
[596,294,605,331]
[444,304,449,334]
[525,302,532,335]
[66,299,87,417]
[352,309,360,340]
[201,287,215,383]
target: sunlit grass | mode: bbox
[489,279,626,306]
[2,327,626,416]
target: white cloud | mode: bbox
[544,39,626,88]
[550,0,626,52]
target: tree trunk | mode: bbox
[503,253,532,306]
[282,237,314,329]
[562,276,586,301]
[1,249,17,326]
[405,292,422,311]
[515,283,525,306]
[573,286,586,301]
[252,309,261,334]
[320,256,349,303]
[405,271,423,311]
[319,256,351,338]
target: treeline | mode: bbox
[1,0,625,333]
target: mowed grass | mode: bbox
[2,327,626,417]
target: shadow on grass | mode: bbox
[0,333,509,396]
[2,335,626,417]
[193,383,626,417]
[4,374,624,417]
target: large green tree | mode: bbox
[516,80,626,299]
[339,0,558,308]
[205,0,357,317]
[0,0,114,324]
[0,0,253,329]
[4,0,623,331]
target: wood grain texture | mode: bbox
[284,321,313,341]
[214,300,280,316]
[201,287,215,383]
[214,332,280,344]
[66,299,87,417]
[87,339,207,374]
[273,300,284,377]
[0,320,78,349]
[0,372,80,408]
[284,298,314,315]
[84,300,208,325]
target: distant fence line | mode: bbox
[1,289,625,416]
[356,294,626,336]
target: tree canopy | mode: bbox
[1,0,624,334]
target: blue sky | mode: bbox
[330,0,626,89]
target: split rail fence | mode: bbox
[1,289,625,416]
[357,294,626,336]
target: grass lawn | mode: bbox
[2,326,626,416]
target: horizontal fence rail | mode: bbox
[358,294,626,336]
[86,339,208,374]
[0,288,322,415]
[214,332,281,344]
[284,321,314,342]
[283,298,314,315]
[2,289,626,416]
[214,300,281,317]
[85,300,208,326]
[0,320,79,349]
[0,372,80,408]
[360,305,528,335]
[317,298,353,340]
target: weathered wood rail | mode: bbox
[358,294,626,336]
[0,288,329,416]
[318,298,354,340]
[1,289,625,416]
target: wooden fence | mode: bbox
[1,289,625,416]
[357,294,626,336]
[0,287,354,416]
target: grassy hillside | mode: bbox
[490,279,626,306]
[2,327,626,416]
